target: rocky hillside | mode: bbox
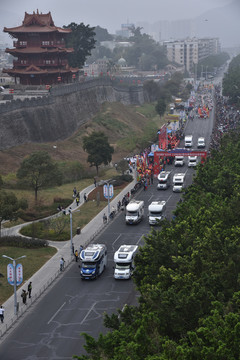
[0,101,163,175]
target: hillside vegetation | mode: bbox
[0,102,163,175]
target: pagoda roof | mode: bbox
[4,11,71,34]
[6,47,74,55]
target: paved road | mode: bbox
[0,89,215,359]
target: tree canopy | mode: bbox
[74,129,240,359]
[222,54,240,107]
[63,22,97,68]
[17,151,62,201]
[0,191,27,234]
[83,132,114,175]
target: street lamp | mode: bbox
[68,208,80,257]
[2,255,26,315]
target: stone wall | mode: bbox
[0,79,144,150]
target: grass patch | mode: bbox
[93,113,129,134]
[0,246,57,304]
[19,184,128,241]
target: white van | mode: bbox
[114,245,138,279]
[173,173,185,192]
[185,135,193,148]
[148,201,166,225]
[80,244,107,280]
[188,156,198,167]
[174,156,184,167]
[157,171,171,190]
[126,200,144,224]
[197,137,205,148]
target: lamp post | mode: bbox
[2,255,26,315]
[68,208,80,257]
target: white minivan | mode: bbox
[197,137,205,148]
[188,156,198,167]
[185,135,193,148]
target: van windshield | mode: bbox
[149,211,162,216]
[159,179,167,184]
[82,262,96,268]
[116,263,131,269]
[126,211,138,216]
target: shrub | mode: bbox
[0,236,48,248]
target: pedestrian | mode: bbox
[73,187,77,198]
[60,257,65,271]
[94,178,97,187]
[76,196,79,206]
[28,282,32,298]
[74,249,78,262]
[0,306,4,323]
[21,289,28,305]
[103,213,107,224]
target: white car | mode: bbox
[197,137,205,148]
[188,156,198,167]
[174,156,184,167]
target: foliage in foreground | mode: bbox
[75,131,240,359]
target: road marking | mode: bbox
[112,234,122,246]
[137,235,143,245]
[81,302,97,325]
[48,301,66,325]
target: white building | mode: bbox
[164,37,221,72]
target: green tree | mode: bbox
[93,26,113,44]
[83,132,114,175]
[17,151,62,202]
[155,99,166,118]
[116,159,129,175]
[0,191,27,234]
[63,22,96,68]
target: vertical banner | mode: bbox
[158,124,167,149]
[7,263,14,285]
[16,263,23,286]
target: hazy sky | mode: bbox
[0,0,232,33]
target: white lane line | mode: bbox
[166,194,172,203]
[137,235,143,245]
[112,234,122,246]
[81,302,97,325]
[48,301,66,325]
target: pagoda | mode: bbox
[3,10,79,85]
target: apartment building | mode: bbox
[164,37,220,72]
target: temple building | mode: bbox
[3,10,79,85]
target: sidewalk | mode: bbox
[0,176,136,339]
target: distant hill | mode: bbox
[194,0,240,47]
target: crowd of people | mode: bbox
[209,85,240,152]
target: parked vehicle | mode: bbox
[148,201,166,225]
[79,244,107,280]
[173,173,185,192]
[114,245,138,279]
[157,171,171,190]
[125,200,144,224]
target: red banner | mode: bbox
[158,125,167,149]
